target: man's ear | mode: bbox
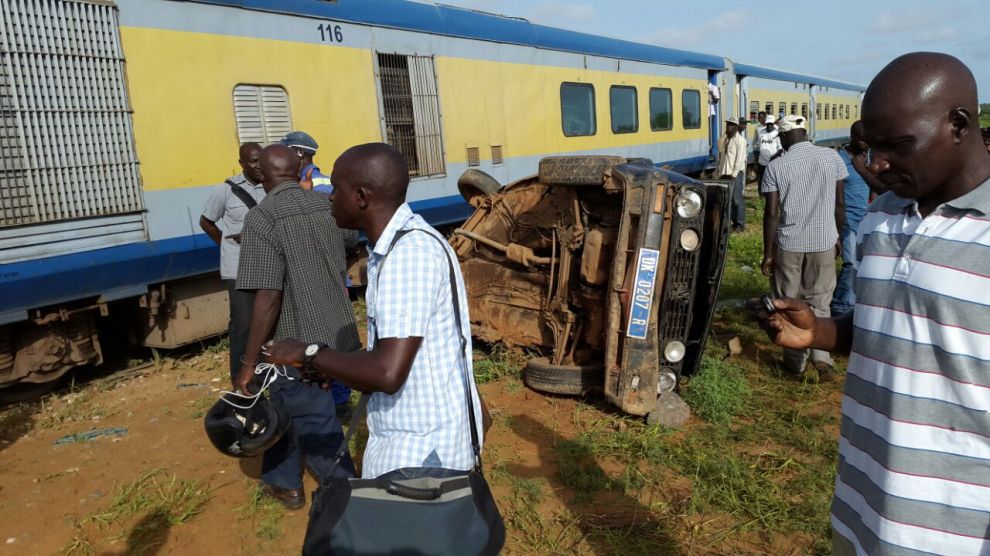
[356,186,370,210]
[948,107,972,144]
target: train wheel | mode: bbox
[537,155,627,186]
[523,357,603,396]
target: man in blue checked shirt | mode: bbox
[265,142,490,480]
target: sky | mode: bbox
[437,0,990,101]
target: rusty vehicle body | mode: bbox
[450,156,731,424]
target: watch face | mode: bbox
[305,344,319,357]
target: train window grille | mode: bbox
[681,89,702,129]
[748,100,758,121]
[232,85,292,144]
[816,103,822,120]
[778,102,786,119]
[649,88,672,131]
[764,101,773,117]
[832,104,837,120]
[0,0,143,228]
[609,85,637,134]
[375,53,444,178]
[560,82,596,136]
[845,105,850,119]
[466,146,479,167]
[801,103,808,118]
[490,144,503,165]
[790,103,798,116]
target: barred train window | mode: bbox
[749,100,759,121]
[832,104,837,120]
[233,85,292,144]
[816,103,822,120]
[561,83,596,136]
[778,102,786,118]
[801,103,809,118]
[682,89,702,129]
[610,86,638,134]
[790,103,798,116]
[376,53,445,177]
[650,88,673,131]
[845,105,850,119]
[765,101,774,116]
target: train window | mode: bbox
[854,105,858,118]
[649,88,672,131]
[233,84,292,144]
[778,102,786,118]
[832,104,837,120]
[610,86,638,134]
[790,103,798,115]
[682,89,702,129]
[376,53,445,177]
[816,103,822,120]
[765,101,774,116]
[845,105,850,119]
[801,103,808,118]
[749,100,759,121]
[560,82,596,136]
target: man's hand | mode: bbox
[747,297,818,350]
[300,167,315,191]
[225,233,242,244]
[264,339,307,368]
[761,255,774,277]
[234,362,256,395]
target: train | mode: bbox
[0,0,864,399]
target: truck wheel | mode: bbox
[457,169,501,204]
[537,156,627,186]
[524,357,603,395]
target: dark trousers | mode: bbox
[756,164,767,188]
[262,379,356,490]
[226,279,255,382]
[731,171,746,228]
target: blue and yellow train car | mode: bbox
[0,0,862,395]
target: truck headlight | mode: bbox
[675,190,702,218]
[664,340,686,363]
[679,228,700,252]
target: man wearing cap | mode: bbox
[755,115,782,187]
[718,118,748,231]
[199,142,266,382]
[281,130,334,195]
[279,130,354,418]
[759,114,846,381]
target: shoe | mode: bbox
[732,225,746,232]
[812,361,838,383]
[260,483,305,511]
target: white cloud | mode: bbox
[526,3,596,24]
[644,9,747,49]
[868,8,958,43]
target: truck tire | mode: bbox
[524,357,603,395]
[537,156,626,186]
[457,169,502,203]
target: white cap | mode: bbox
[724,117,739,126]
[765,114,776,124]
[777,115,807,132]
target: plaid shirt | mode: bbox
[760,141,849,252]
[362,203,485,479]
[236,181,360,351]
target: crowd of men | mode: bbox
[198,51,990,555]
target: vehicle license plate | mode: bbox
[626,248,660,339]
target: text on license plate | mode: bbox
[626,248,660,339]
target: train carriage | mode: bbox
[0,0,863,396]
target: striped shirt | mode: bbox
[760,141,848,252]
[362,203,485,479]
[832,178,990,555]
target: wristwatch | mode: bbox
[303,342,327,368]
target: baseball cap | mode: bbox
[738,119,749,125]
[280,131,319,153]
[765,114,777,124]
[724,117,739,126]
[777,115,807,132]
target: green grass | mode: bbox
[473,343,526,384]
[718,191,771,301]
[238,484,287,542]
[682,355,751,425]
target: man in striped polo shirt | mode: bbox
[753,52,990,555]
[760,114,847,380]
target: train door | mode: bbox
[709,62,735,166]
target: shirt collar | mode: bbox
[369,203,415,257]
[238,172,262,189]
[268,181,300,196]
[944,176,990,215]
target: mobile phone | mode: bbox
[760,294,777,314]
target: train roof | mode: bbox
[181,0,728,70]
[734,63,866,92]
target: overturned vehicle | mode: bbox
[451,156,730,425]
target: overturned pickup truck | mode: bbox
[450,156,730,425]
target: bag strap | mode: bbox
[330,227,482,476]
[226,179,258,209]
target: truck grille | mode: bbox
[658,215,703,372]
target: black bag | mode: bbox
[302,230,505,556]
[225,178,258,209]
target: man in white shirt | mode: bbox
[756,115,782,187]
[718,118,748,231]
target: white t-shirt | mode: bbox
[756,127,782,166]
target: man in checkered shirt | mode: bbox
[265,143,487,480]
[760,114,847,380]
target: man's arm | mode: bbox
[234,289,283,392]
[748,298,855,356]
[852,152,886,197]
[834,179,846,244]
[199,215,222,245]
[762,190,779,276]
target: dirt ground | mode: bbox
[0,315,839,556]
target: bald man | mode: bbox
[200,142,265,381]
[234,144,360,510]
[264,143,488,482]
[751,53,990,555]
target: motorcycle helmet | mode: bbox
[204,393,289,458]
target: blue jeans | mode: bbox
[261,378,355,490]
[831,226,858,316]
